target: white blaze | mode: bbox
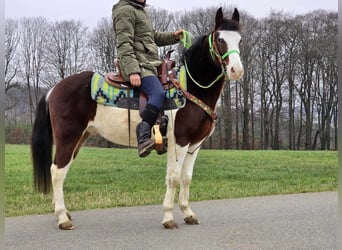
[219,31,244,81]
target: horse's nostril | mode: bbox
[231,67,235,74]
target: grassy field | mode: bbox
[5,144,337,217]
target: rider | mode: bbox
[112,0,183,157]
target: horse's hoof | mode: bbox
[163,220,178,229]
[184,215,200,225]
[58,221,75,230]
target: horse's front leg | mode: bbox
[179,145,200,225]
[162,144,188,229]
[51,163,74,230]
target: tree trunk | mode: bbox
[235,83,239,149]
[288,78,295,149]
[223,82,232,149]
[242,76,250,149]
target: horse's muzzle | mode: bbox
[227,64,244,81]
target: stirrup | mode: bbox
[153,125,164,153]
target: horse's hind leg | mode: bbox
[179,146,201,225]
[51,132,88,230]
[51,161,73,230]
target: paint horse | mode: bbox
[31,7,244,230]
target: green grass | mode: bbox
[5,145,337,217]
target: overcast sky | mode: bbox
[5,0,338,29]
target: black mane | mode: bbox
[182,35,206,63]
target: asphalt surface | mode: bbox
[6,192,337,250]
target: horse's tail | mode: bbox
[31,94,53,194]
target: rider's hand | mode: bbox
[174,29,183,40]
[130,73,141,87]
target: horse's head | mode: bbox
[211,7,244,81]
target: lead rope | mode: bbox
[184,59,225,89]
[171,30,192,162]
[180,31,216,154]
[182,32,226,89]
[180,30,192,49]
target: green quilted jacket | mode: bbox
[112,0,179,80]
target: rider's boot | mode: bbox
[136,104,159,157]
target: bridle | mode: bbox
[184,31,240,89]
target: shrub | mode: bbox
[5,124,32,144]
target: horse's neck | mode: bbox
[186,42,224,108]
[189,35,222,78]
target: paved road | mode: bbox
[6,192,337,250]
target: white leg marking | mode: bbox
[51,162,72,227]
[179,148,199,217]
[162,136,189,225]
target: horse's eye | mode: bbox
[217,38,224,43]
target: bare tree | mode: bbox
[255,20,273,149]
[20,17,48,124]
[177,7,217,38]
[88,17,117,73]
[285,18,301,150]
[311,11,338,149]
[239,13,258,149]
[296,12,321,149]
[45,20,89,85]
[147,7,177,59]
[220,83,232,149]
[5,19,20,94]
[264,12,292,149]
[5,19,21,124]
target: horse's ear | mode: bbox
[232,8,239,22]
[215,7,224,29]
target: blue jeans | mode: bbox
[140,76,165,109]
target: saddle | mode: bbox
[105,51,177,90]
[104,71,129,89]
[104,59,130,89]
[104,51,178,112]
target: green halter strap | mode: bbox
[221,49,240,59]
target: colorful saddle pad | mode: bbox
[91,67,187,109]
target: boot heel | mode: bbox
[138,139,154,157]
